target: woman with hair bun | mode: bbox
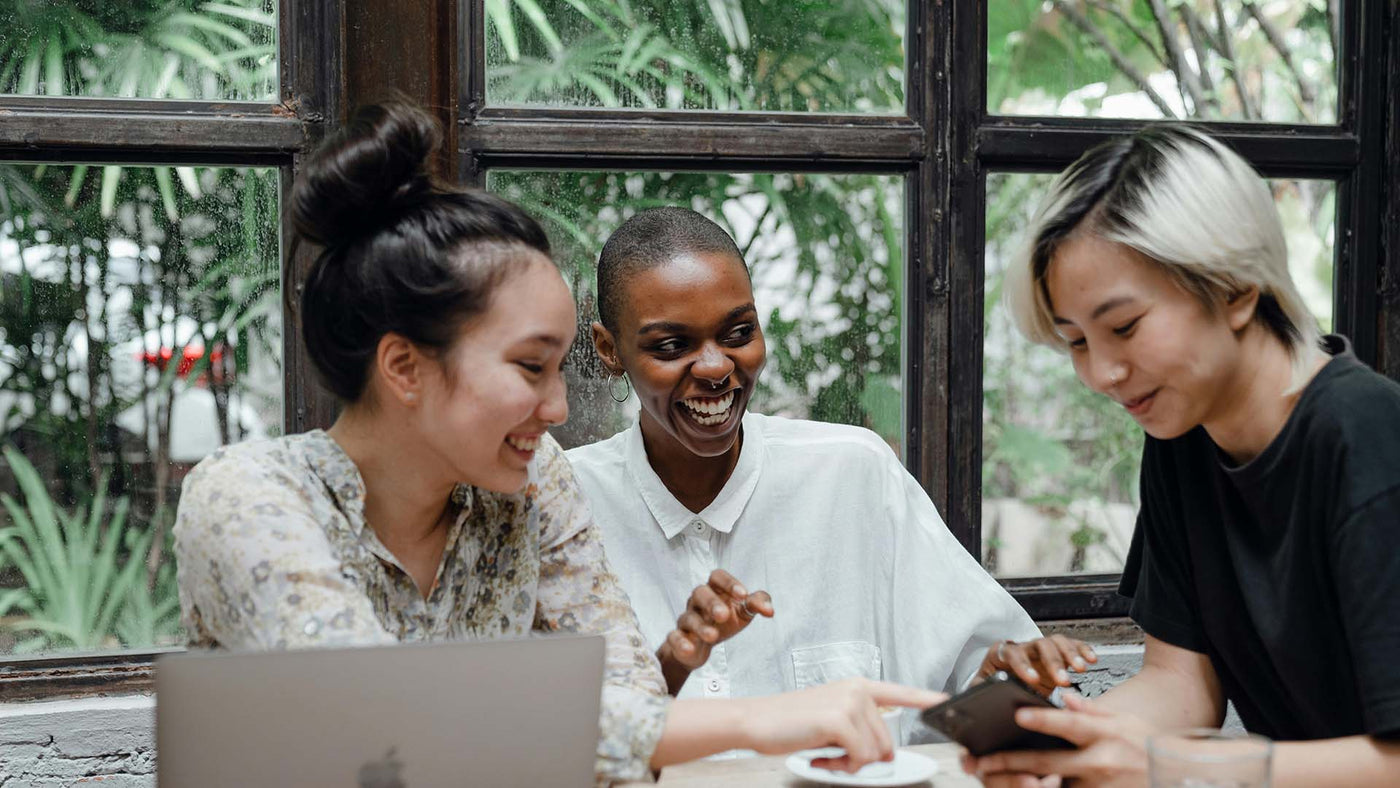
[967,126,1400,786]
[173,102,942,784]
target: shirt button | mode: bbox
[692,519,706,534]
[707,679,721,692]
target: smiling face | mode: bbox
[1046,233,1256,440]
[594,250,766,458]
[410,252,576,492]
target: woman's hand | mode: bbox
[979,634,1098,695]
[739,678,946,773]
[963,692,1153,788]
[660,569,773,666]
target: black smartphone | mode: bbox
[919,671,1076,756]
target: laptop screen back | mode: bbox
[156,635,605,788]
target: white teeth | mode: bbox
[681,391,735,416]
[681,391,735,426]
[506,435,541,452]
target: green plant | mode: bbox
[0,446,180,653]
[487,0,904,112]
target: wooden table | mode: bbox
[621,743,982,787]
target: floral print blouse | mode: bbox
[173,430,669,784]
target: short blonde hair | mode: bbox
[1004,125,1323,392]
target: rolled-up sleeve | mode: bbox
[532,435,670,784]
[878,442,1042,694]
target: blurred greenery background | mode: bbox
[0,0,1338,654]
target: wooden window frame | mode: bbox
[457,0,1400,621]
[0,0,1394,700]
[0,0,342,700]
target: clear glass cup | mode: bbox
[1148,729,1273,788]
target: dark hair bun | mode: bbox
[288,100,553,404]
[291,103,441,248]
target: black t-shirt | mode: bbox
[1119,335,1400,741]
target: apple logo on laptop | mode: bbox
[358,746,406,788]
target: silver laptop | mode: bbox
[157,635,604,788]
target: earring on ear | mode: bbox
[609,372,632,403]
[405,392,418,403]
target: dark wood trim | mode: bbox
[0,650,173,702]
[0,147,292,167]
[282,0,345,435]
[343,0,458,179]
[457,0,486,186]
[1380,0,1400,381]
[0,95,288,116]
[977,120,1359,177]
[905,0,947,514]
[462,118,924,167]
[942,0,987,559]
[1336,0,1362,134]
[1332,0,1387,368]
[477,106,915,126]
[1007,578,1132,621]
[0,101,304,160]
[283,0,346,130]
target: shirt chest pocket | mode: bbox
[790,641,882,690]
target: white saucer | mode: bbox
[784,748,940,786]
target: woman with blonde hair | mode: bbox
[968,126,1400,787]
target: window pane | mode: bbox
[981,172,1335,578]
[1,1,276,101]
[0,163,281,656]
[486,1,906,112]
[488,170,905,455]
[988,1,1338,124]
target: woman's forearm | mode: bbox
[649,699,749,767]
[1094,663,1224,730]
[1273,736,1400,788]
[655,643,693,697]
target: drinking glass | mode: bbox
[1148,729,1272,788]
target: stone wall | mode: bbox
[0,695,155,787]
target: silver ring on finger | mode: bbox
[737,598,755,621]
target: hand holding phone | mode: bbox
[919,672,1076,756]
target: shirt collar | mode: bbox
[301,429,475,536]
[623,413,766,540]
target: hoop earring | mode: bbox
[609,372,632,403]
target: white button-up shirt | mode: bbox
[568,413,1041,737]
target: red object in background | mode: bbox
[138,345,231,383]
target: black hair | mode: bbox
[595,206,748,333]
[1029,124,1298,350]
[290,102,551,403]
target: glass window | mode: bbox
[0,162,281,655]
[988,1,1338,124]
[0,1,276,101]
[486,0,906,112]
[487,169,905,455]
[981,172,1336,578]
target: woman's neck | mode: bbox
[638,412,742,514]
[1203,329,1325,465]
[326,407,457,547]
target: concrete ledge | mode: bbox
[0,695,155,788]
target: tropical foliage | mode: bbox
[0,0,1341,654]
[0,0,278,653]
[0,447,179,652]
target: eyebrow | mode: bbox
[520,334,565,348]
[637,303,757,335]
[1052,296,1137,325]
